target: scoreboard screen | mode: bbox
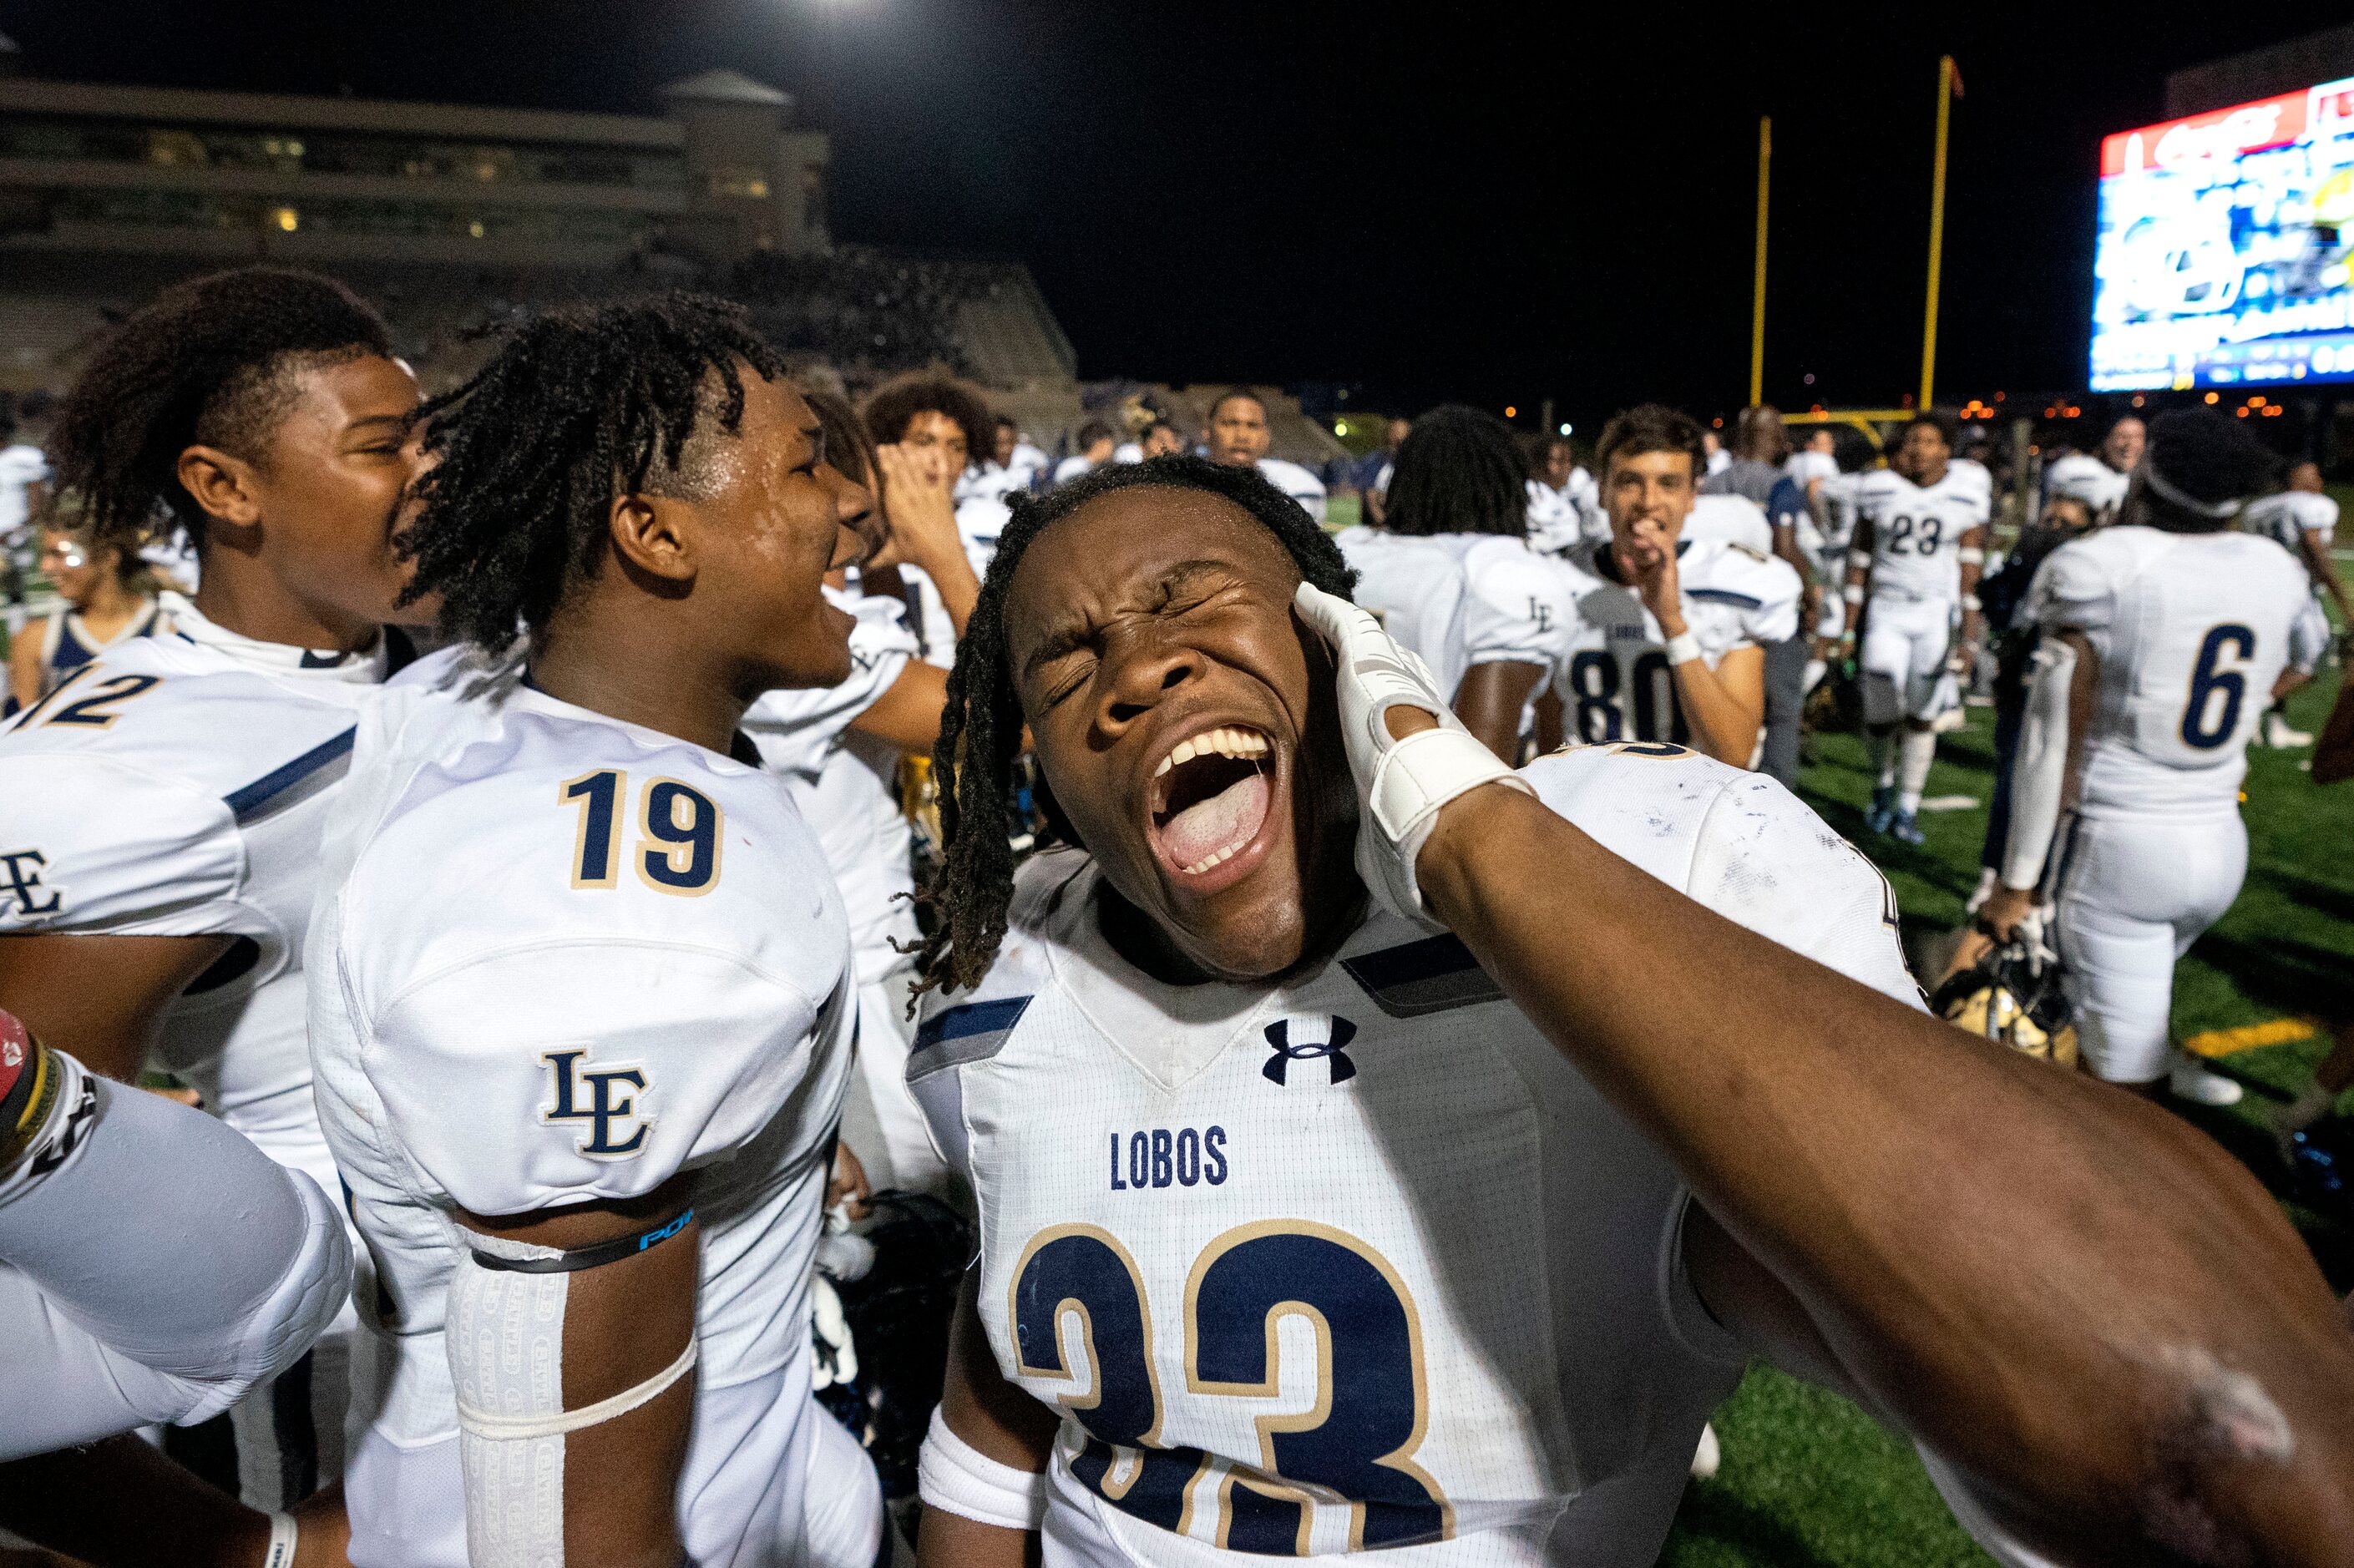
[2092,77,2354,390]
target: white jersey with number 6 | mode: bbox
[1855,468,1988,605]
[2025,524,2309,819]
[309,653,854,1568]
[909,743,1918,1566]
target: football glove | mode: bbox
[1293,582,1531,923]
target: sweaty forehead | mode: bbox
[1006,487,1298,637]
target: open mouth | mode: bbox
[1147,725,1273,878]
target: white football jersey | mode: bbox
[1854,468,1989,604]
[1055,454,1098,484]
[2242,490,2337,558]
[1462,536,1799,746]
[2025,524,2310,818]
[1784,449,1838,488]
[1523,480,1580,554]
[746,590,922,984]
[1256,458,1328,523]
[1333,529,1486,702]
[0,593,383,1163]
[1815,469,1868,556]
[1683,493,1774,554]
[910,744,1918,1566]
[0,443,48,539]
[309,655,854,1565]
[897,495,1014,668]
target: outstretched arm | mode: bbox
[2297,530,2353,630]
[1293,583,2354,1566]
[1416,771,2354,1564]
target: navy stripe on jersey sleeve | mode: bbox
[909,995,1033,1080]
[1340,934,1505,1019]
[224,726,356,822]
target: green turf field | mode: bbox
[1660,662,2353,1568]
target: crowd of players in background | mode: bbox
[0,264,2349,1567]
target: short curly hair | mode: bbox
[859,371,994,463]
[50,267,392,555]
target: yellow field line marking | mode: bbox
[2181,1018,2317,1059]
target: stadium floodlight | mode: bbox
[1558,422,1572,437]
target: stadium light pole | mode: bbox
[1750,116,1769,408]
[1919,55,1957,410]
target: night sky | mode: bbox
[5,1,2350,423]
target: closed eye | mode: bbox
[1039,653,1095,709]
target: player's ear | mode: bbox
[609,493,696,587]
[176,445,263,534]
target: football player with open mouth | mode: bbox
[900,457,2354,1567]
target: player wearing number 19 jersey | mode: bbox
[309,298,871,1568]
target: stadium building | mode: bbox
[0,40,1342,471]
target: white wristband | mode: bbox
[1662,630,1703,665]
[1840,584,1865,604]
[1846,549,1872,570]
[919,1406,1047,1531]
[1960,593,1982,611]
[261,1511,298,1568]
[1957,547,1985,564]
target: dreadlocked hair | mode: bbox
[911,455,1355,999]
[399,291,786,653]
[1383,404,1528,537]
[51,267,392,559]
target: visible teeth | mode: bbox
[1182,844,1240,875]
[1153,725,1271,805]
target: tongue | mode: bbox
[1162,771,1270,870]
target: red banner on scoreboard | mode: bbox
[2100,90,2308,179]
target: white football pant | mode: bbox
[1860,595,1958,721]
[2053,813,2247,1085]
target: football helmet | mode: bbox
[1932,928,2080,1068]
[1805,658,1863,734]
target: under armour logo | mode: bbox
[1263,1014,1358,1086]
[0,850,59,918]
[541,1049,652,1157]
